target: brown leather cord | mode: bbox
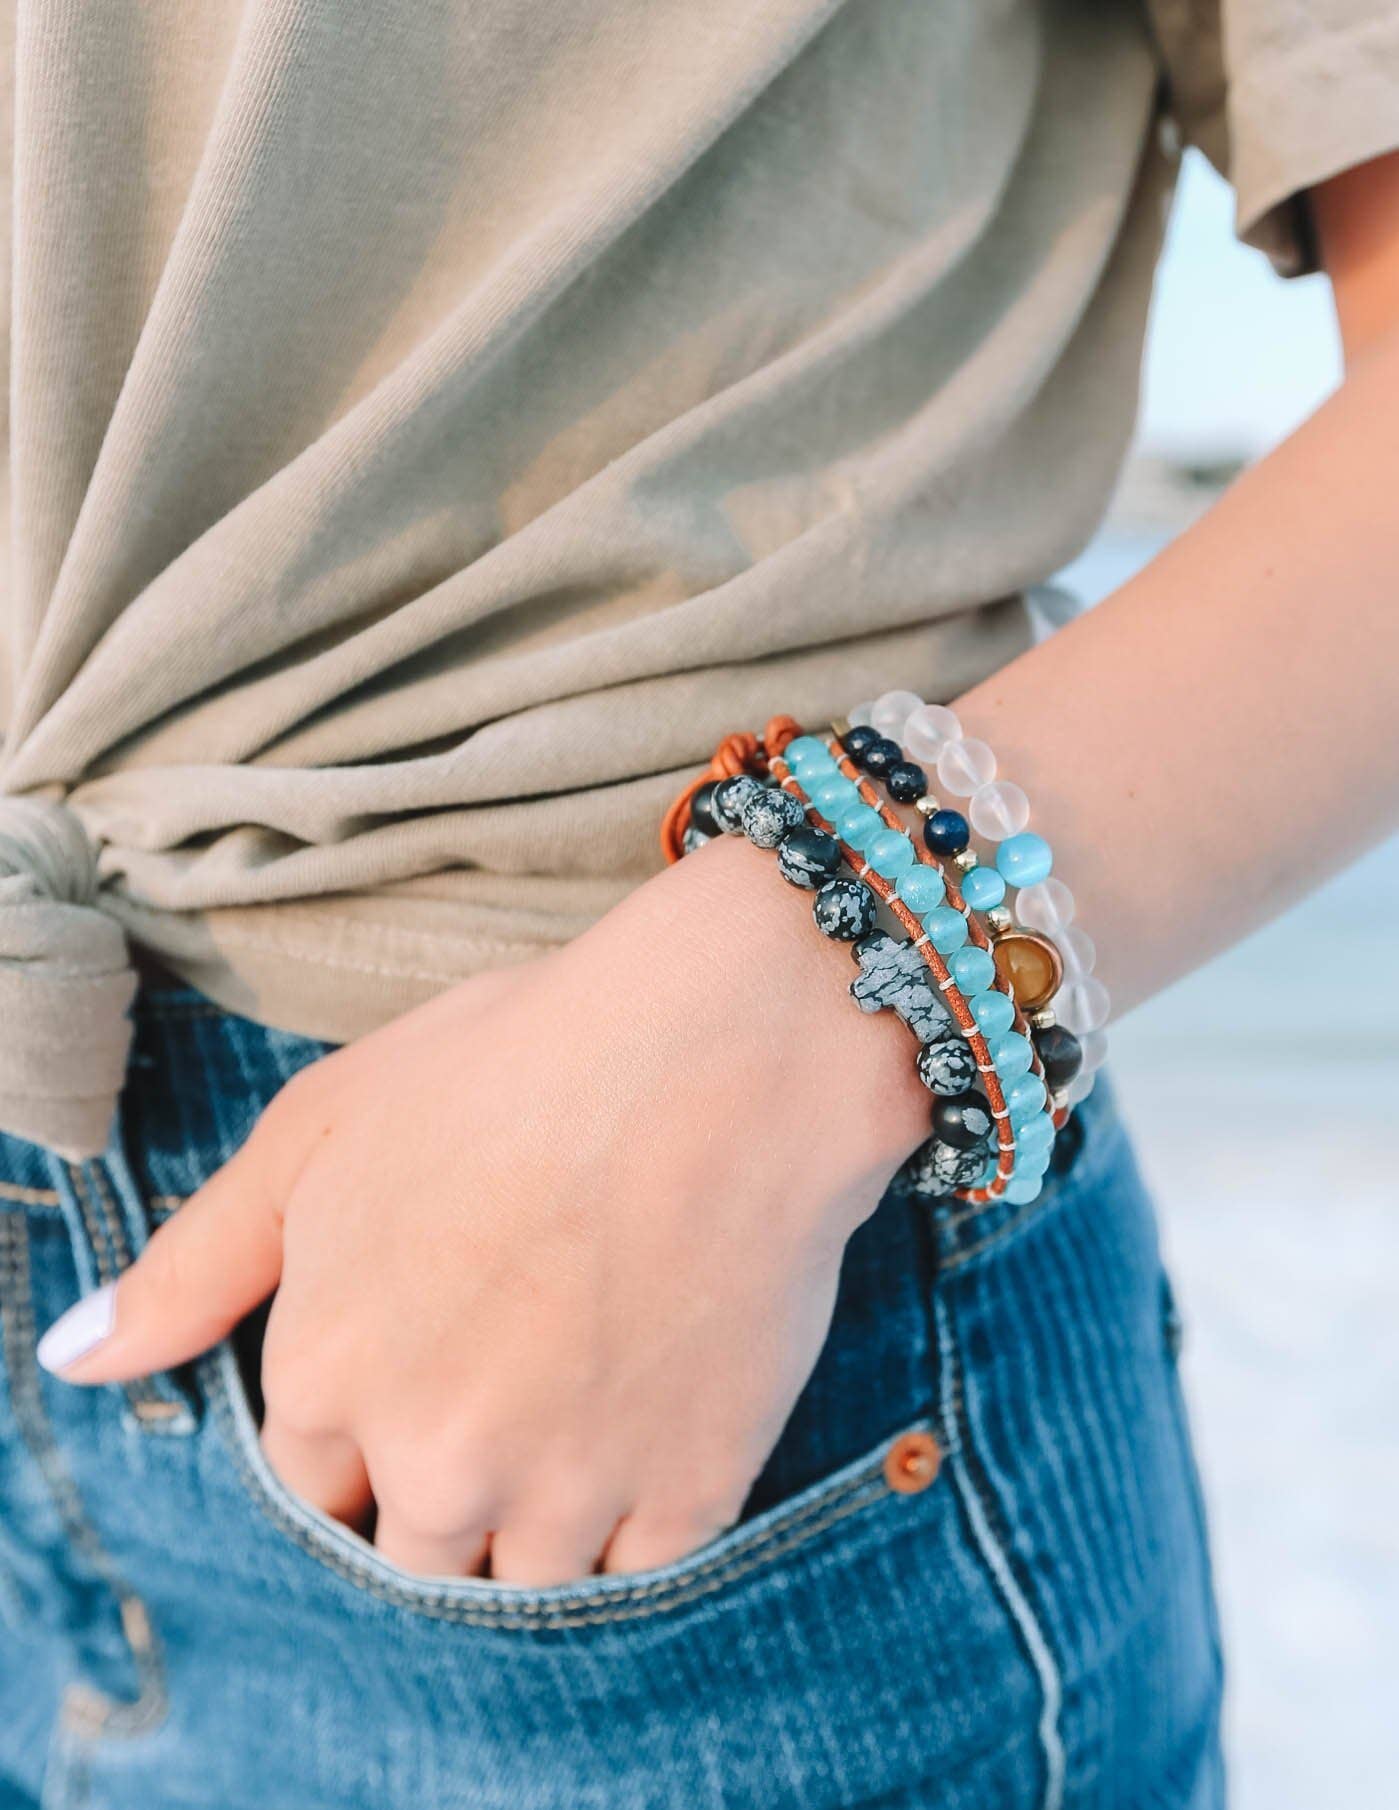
[659,716,802,863]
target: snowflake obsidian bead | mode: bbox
[916,1033,979,1097]
[681,824,712,855]
[932,1090,995,1150]
[740,785,807,849]
[906,1137,988,1197]
[812,877,877,941]
[776,824,841,889]
[710,774,764,835]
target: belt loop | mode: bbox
[43,1129,199,1438]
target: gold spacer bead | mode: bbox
[915,795,941,816]
[986,906,1013,934]
[1030,1007,1057,1030]
[953,849,980,873]
[830,717,851,739]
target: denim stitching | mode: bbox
[205,1352,906,1629]
[0,1214,167,1739]
[931,1263,1065,1810]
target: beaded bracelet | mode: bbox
[773,739,1024,1200]
[806,727,1069,1200]
[665,717,1080,1203]
[666,718,1027,1202]
[847,690,1108,1106]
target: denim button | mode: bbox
[884,1430,942,1494]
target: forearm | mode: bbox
[953,317,1399,1016]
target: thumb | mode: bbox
[37,1135,286,1384]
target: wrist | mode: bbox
[645,833,932,1195]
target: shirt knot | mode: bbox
[0,796,136,1160]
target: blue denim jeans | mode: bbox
[0,985,1224,1809]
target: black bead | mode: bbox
[885,760,927,804]
[776,824,841,890]
[932,1090,996,1150]
[922,808,970,856]
[1035,1023,1084,1090]
[812,877,877,941]
[860,736,903,778]
[841,724,881,759]
[689,780,722,838]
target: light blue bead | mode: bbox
[960,865,1007,912]
[988,1031,1034,1078]
[969,990,1015,1038]
[1004,1173,1044,1206]
[895,865,945,912]
[996,831,1053,888]
[811,776,855,813]
[869,828,916,878]
[924,905,969,954]
[783,735,832,770]
[1013,1146,1052,1180]
[1007,1072,1048,1123]
[1016,1111,1056,1154]
[837,804,883,850]
[949,946,996,994]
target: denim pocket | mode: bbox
[202,1329,937,1633]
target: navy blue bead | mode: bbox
[812,877,877,941]
[841,725,880,759]
[922,808,970,856]
[689,780,722,838]
[860,737,903,778]
[885,760,926,804]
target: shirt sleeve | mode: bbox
[1146,0,1399,275]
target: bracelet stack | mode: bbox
[661,702,1106,1208]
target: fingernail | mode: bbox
[37,1283,117,1375]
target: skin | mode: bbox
[52,151,1399,1584]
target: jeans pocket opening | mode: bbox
[203,1336,935,1633]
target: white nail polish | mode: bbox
[37,1283,117,1375]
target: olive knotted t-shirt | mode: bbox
[1,0,1395,1155]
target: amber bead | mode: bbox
[992,930,1063,1013]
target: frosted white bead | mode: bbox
[1016,877,1075,939]
[969,779,1030,841]
[849,700,877,729]
[1077,1029,1108,1076]
[903,702,962,762]
[870,689,925,740]
[1060,926,1096,976]
[1055,975,1111,1035]
[1066,1071,1097,1107]
[936,736,996,797]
